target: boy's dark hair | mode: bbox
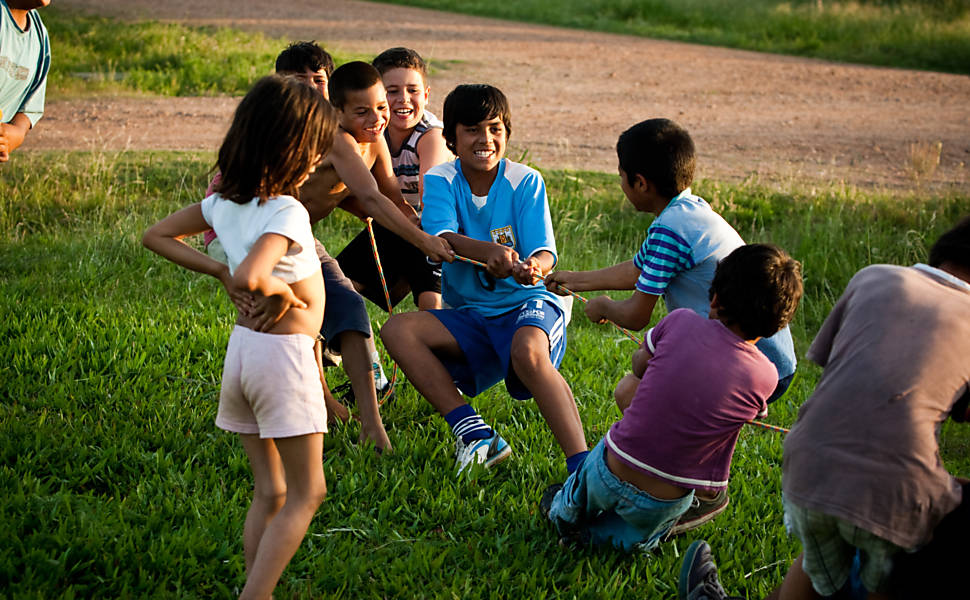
[275,41,334,76]
[441,84,511,154]
[215,75,336,204]
[372,47,428,81]
[928,215,970,270]
[616,119,695,200]
[328,61,383,110]
[709,244,803,340]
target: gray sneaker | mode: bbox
[678,540,743,600]
[669,488,729,535]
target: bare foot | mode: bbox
[360,423,392,454]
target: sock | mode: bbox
[370,350,388,390]
[444,404,493,444]
[565,451,589,474]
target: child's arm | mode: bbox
[0,113,31,162]
[371,139,419,225]
[142,203,256,313]
[330,133,452,261]
[584,289,660,331]
[232,233,308,331]
[545,260,640,294]
[441,233,519,279]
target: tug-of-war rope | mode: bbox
[364,218,790,434]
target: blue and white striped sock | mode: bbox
[444,404,493,444]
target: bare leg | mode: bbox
[239,433,326,600]
[339,330,391,452]
[772,554,824,600]
[239,435,286,574]
[314,340,349,424]
[417,290,443,311]
[613,373,640,413]
[510,326,587,457]
[381,311,466,415]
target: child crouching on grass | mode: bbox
[541,244,803,552]
[381,84,588,476]
[143,75,335,599]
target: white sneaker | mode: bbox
[454,432,511,474]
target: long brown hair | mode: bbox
[215,74,336,204]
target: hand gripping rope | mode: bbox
[364,229,788,434]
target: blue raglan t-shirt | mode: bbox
[422,158,563,317]
[632,189,797,380]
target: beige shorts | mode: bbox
[216,326,327,438]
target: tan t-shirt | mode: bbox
[783,264,970,548]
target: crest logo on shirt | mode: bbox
[490,226,515,248]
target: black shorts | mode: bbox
[336,222,441,312]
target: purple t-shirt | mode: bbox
[606,309,776,492]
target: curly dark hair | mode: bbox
[709,244,803,340]
[214,75,336,204]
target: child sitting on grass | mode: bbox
[545,118,798,532]
[540,244,802,552]
[381,84,588,476]
[336,47,452,312]
[678,216,970,600]
[143,75,335,600]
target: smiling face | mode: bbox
[336,83,389,144]
[454,116,507,180]
[382,67,429,133]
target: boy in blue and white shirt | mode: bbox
[547,118,796,400]
[382,84,588,476]
[546,118,797,533]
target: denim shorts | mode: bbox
[548,439,694,552]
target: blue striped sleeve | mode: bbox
[632,225,695,295]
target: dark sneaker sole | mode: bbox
[669,497,730,536]
[484,443,512,469]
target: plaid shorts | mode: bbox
[783,496,905,595]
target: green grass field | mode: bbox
[3,5,970,599]
[375,0,970,75]
[2,150,969,598]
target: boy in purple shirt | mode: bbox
[541,244,803,552]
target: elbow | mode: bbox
[141,226,158,251]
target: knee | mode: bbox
[254,488,287,513]
[308,480,328,508]
[613,374,638,413]
[380,314,412,355]
[417,291,441,311]
[510,339,547,375]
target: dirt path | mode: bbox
[30,0,970,192]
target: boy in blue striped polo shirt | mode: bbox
[545,118,797,533]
